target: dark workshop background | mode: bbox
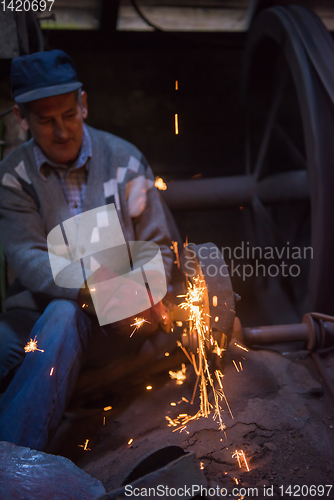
[42,29,252,311]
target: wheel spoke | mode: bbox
[274,123,307,169]
[253,69,288,179]
[245,118,251,175]
[251,195,285,245]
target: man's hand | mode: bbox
[77,264,171,336]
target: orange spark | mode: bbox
[165,352,170,357]
[234,477,239,484]
[213,340,225,357]
[212,295,218,307]
[239,361,243,371]
[103,416,106,425]
[104,406,112,411]
[50,367,54,376]
[169,364,187,385]
[78,439,91,451]
[170,402,176,406]
[169,276,232,433]
[165,416,177,427]
[146,385,152,390]
[234,342,248,352]
[240,449,250,471]
[24,336,44,353]
[175,114,179,134]
[171,240,180,268]
[200,462,205,470]
[175,80,178,90]
[155,176,167,191]
[233,360,240,373]
[232,449,250,472]
[130,317,150,337]
[128,438,133,445]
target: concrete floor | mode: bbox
[46,333,334,498]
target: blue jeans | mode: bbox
[0,299,130,450]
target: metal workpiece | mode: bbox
[161,170,309,210]
[242,312,334,352]
[242,322,309,346]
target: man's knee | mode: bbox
[44,299,78,318]
[42,299,90,328]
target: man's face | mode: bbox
[15,91,88,165]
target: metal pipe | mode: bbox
[161,170,309,210]
[243,323,309,345]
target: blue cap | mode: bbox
[11,50,82,103]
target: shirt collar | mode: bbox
[34,124,92,180]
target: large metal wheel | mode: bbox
[241,6,334,320]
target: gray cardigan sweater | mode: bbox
[0,125,173,312]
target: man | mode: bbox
[0,50,173,450]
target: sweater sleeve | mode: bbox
[0,178,79,301]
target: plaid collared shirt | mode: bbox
[34,125,92,216]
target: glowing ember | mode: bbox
[130,317,150,337]
[170,402,176,406]
[50,367,54,376]
[155,176,167,191]
[214,316,219,322]
[200,462,205,470]
[104,406,112,411]
[175,113,179,135]
[239,361,243,371]
[165,416,177,427]
[212,340,225,357]
[78,439,91,451]
[234,342,249,352]
[233,360,240,373]
[232,449,250,472]
[169,364,187,385]
[103,417,106,425]
[171,240,180,268]
[146,385,152,390]
[175,80,178,90]
[176,321,183,327]
[212,295,218,307]
[24,336,44,353]
[234,477,239,485]
[165,352,170,357]
[128,438,133,445]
